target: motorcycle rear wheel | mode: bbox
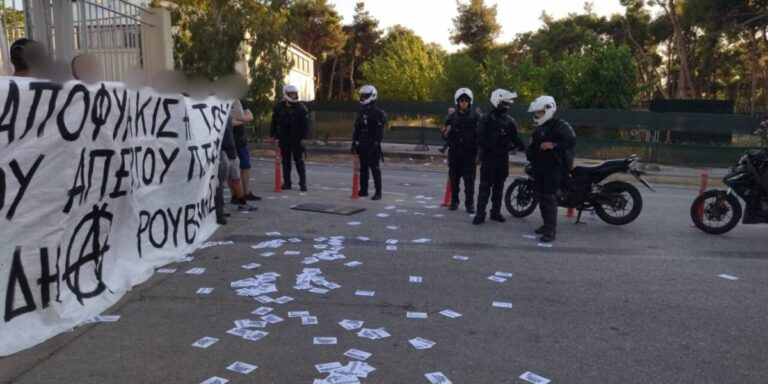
[594,181,643,225]
[690,190,742,235]
[504,179,539,217]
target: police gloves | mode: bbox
[351,141,358,154]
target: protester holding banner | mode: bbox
[216,103,258,224]
[233,99,261,202]
[9,38,47,77]
[0,77,226,355]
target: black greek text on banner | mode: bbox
[0,76,230,356]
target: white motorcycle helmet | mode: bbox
[528,95,557,126]
[490,88,517,110]
[359,84,378,105]
[283,84,299,102]
[454,87,473,108]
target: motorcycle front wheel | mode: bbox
[690,190,742,234]
[504,178,539,217]
[594,181,643,225]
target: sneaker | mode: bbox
[238,204,258,212]
[490,213,506,222]
[466,205,475,214]
[472,214,485,225]
[534,226,546,235]
[244,192,261,201]
[216,217,228,225]
[300,185,308,192]
[230,196,239,205]
[449,203,458,211]
[281,183,292,190]
[359,190,369,197]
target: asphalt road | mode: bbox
[2,159,767,384]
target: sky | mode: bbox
[329,0,629,52]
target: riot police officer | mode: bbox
[351,85,387,200]
[473,89,525,225]
[270,84,309,191]
[526,95,576,242]
[443,88,481,213]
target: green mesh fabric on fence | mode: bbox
[299,101,767,167]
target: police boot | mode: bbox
[297,161,307,191]
[281,161,292,189]
[540,194,558,242]
[472,212,485,225]
[371,168,382,200]
[449,175,460,210]
[534,226,546,235]
[359,168,369,196]
[464,176,475,213]
[490,210,506,222]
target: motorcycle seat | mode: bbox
[571,159,628,175]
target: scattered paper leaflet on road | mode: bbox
[0,77,229,356]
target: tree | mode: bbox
[437,52,485,103]
[172,0,254,80]
[650,0,697,99]
[287,0,347,98]
[170,0,292,115]
[450,0,501,65]
[324,2,382,100]
[360,26,445,101]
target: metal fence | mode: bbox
[303,100,768,167]
[2,0,151,81]
[73,0,150,81]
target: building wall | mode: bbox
[236,42,316,102]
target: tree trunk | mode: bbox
[338,59,345,100]
[748,31,757,115]
[327,55,338,100]
[763,27,768,112]
[665,0,696,99]
[347,55,356,101]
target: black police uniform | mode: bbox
[444,108,481,212]
[474,107,525,223]
[526,117,576,240]
[351,102,387,199]
[270,101,309,190]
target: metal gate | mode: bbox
[73,0,151,81]
[2,0,154,81]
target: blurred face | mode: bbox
[286,92,298,101]
[72,54,102,83]
[360,93,370,102]
[534,110,546,119]
[457,97,470,110]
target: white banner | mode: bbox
[0,77,228,356]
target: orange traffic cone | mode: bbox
[694,171,709,224]
[351,154,360,199]
[441,177,452,207]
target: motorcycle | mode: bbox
[690,147,768,234]
[504,154,655,225]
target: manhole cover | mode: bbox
[291,204,366,216]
